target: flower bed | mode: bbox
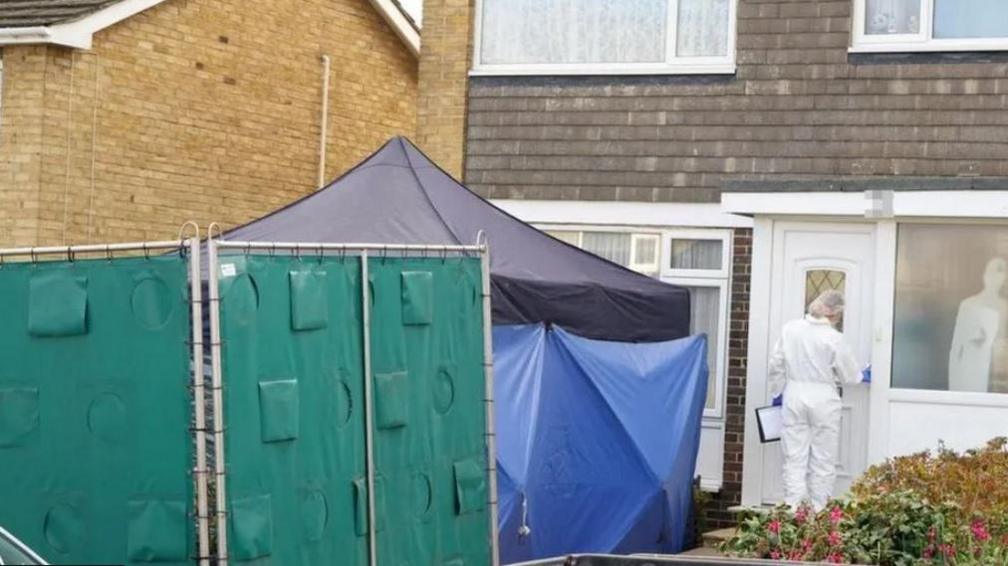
[721,438,1008,564]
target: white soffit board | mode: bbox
[491,199,753,229]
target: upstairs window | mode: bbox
[853,0,1008,52]
[473,0,736,75]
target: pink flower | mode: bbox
[923,546,934,560]
[769,550,782,560]
[827,552,845,563]
[828,530,842,547]
[829,506,844,524]
[971,519,991,542]
[801,538,813,552]
[767,519,782,534]
[940,543,955,558]
[794,506,809,524]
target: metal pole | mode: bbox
[207,235,229,566]
[187,236,211,566]
[360,251,378,566]
[480,242,501,566]
[0,239,185,258]
[214,241,483,253]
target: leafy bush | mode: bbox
[721,438,1008,564]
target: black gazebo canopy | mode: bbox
[222,137,690,342]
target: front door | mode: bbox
[759,222,874,504]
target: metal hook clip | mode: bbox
[143,242,150,260]
[295,243,302,260]
[105,244,113,262]
[382,245,388,263]
[30,249,38,264]
[317,243,324,263]
[245,241,252,256]
[441,246,448,263]
[67,247,75,263]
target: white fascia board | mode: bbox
[0,0,167,49]
[721,192,868,217]
[723,190,1008,219]
[892,190,1008,218]
[367,0,420,57]
[490,199,753,229]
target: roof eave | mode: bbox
[0,0,167,49]
[367,0,420,57]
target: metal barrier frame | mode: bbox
[207,238,500,566]
[0,237,211,566]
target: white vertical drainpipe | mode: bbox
[317,55,331,188]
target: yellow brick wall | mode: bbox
[0,0,417,246]
[415,0,472,180]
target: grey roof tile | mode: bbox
[0,0,123,28]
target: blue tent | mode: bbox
[494,325,709,563]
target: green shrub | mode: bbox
[721,438,1008,564]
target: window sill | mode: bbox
[469,63,737,77]
[850,42,1008,54]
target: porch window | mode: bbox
[473,0,737,75]
[854,0,1008,52]
[893,224,1008,394]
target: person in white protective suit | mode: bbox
[768,290,864,511]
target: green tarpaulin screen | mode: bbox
[0,256,194,566]
[218,254,490,566]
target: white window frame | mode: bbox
[664,228,732,279]
[664,276,731,419]
[851,0,1008,53]
[661,228,734,419]
[630,233,662,276]
[471,0,738,76]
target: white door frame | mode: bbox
[741,215,883,506]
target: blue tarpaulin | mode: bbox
[493,325,709,563]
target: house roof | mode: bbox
[0,0,420,55]
[0,0,119,27]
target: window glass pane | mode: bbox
[805,270,846,332]
[670,239,723,270]
[687,286,721,410]
[865,0,920,35]
[634,236,658,265]
[544,230,581,247]
[677,0,730,57]
[933,0,1008,39]
[893,224,1008,394]
[581,232,632,266]
[480,0,667,65]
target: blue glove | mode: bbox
[772,395,783,407]
[861,365,872,384]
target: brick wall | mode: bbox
[0,0,417,247]
[704,228,752,528]
[463,0,1008,203]
[415,0,473,179]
